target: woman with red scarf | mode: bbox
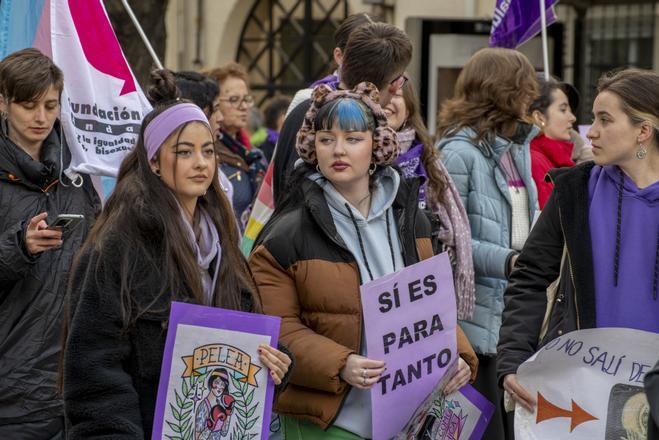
[529,78,578,209]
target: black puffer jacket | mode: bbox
[0,122,100,427]
[497,162,597,385]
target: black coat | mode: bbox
[271,99,310,205]
[497,162,597,385]
[63,215,291,439]
[0,123,99,428]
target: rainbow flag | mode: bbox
[0,0,151,180]
[240,162,275,256]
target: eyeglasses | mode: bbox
[218,95,255,108]
[390,73,409,89]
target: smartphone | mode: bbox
[47,214,85,234]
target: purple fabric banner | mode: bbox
[361,252,458,440]
[489,0,559,49]
[153,301,281,440]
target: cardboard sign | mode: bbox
[361,252,458,440]
[515,328,659,439]
[153,302,281,440]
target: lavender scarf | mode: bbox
[180,206,222,305]
[395,128,476,320]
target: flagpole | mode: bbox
[539,0,550,80]
[120,0,164,70]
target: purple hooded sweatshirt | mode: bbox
[589,165,659,333]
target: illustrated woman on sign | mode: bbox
[195,369,235,440]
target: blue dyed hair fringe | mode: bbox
[314,97,375,133]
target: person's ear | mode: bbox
[333,47,343,66]
[531,110,546,128]
[150,158,161,176]
[637,121,655,145]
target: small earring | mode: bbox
[368,163,377,176]
[316,164,322,174]
[636,143,647,160]
[153,168,161,176]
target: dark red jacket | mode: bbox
[530,134,575,209]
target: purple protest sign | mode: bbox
[397,376,495,440]
[489,0,559,49]
[361,252,457,440]
[152,301,281,440]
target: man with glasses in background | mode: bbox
[205,63,267,230]
[270,22,414,204]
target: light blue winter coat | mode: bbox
[437,126,538,355]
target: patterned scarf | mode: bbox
[180,206,221,306]
[395,129,476,320]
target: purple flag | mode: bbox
[489,0,559,48]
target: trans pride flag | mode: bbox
[489,0,559,48]
[0,0,151,179]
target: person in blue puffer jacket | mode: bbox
[436,47,539,440]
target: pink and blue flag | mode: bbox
[0,0,151,180]
[489,0,559,48]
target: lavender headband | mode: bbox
[144,103,209,160]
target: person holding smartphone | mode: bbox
[0,48,100,439]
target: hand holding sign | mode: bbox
[443,357,471,395]
[258,344,291,385]
[503,373,536,412]
[340,354,386,389]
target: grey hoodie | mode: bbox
[310,167,405,438]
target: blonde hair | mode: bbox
[204,62,249,88]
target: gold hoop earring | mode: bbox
[153,168,161,176]
[316,164,322,174]
[368,163,377,176]
[636,143,647,160]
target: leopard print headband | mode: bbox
[295,81,399,166]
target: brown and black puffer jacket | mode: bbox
[249,175,478,430]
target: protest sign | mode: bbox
[515,328,659,439]
[361,252,458,440]
[153,302,281,440]
[397,361,494,440]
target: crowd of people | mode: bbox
[0,12,657,440]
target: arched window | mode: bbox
[238,0,349,106]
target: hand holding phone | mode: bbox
[47,214,84,234]
[25,212,63,255]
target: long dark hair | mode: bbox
[399,81,448,205]
[71,70,259,325]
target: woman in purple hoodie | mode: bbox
[497,68,659,415]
